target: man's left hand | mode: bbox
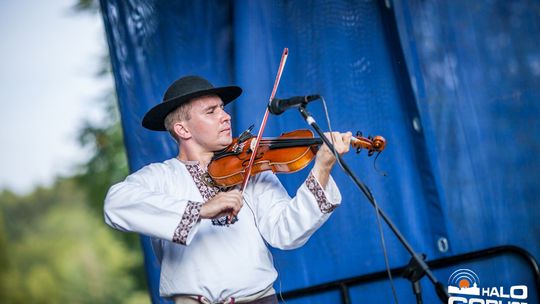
[312,131,352,187]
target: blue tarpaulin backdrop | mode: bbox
[100,0,539,303]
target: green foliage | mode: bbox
[75,91,129,216]
[0,1,149,302]
[72,0,100,14]
[0,209,9,300]
[70,0,129,222]
[0,180,148,303]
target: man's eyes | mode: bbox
[207,105,224,114]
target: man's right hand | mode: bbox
[199,189,243,219]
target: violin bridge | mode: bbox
[232,143,242,153]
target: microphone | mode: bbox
[268,94,320,115]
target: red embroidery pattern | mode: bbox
[305,172,338,213]
[172,163,219,245]
[184,164,221,201]
[182,163,234,228]
[173,201,202,245]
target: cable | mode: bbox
[277,278,287,304]
[320,96,346,173]
[319,96,400,304]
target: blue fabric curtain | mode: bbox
[100,0,539,303]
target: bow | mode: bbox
[240,48,289,192]
[227,48,289,224]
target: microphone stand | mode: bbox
[298,105,449,303]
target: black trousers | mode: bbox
[243,294,278,304]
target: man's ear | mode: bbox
[174,122,191,140]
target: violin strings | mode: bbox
[258,137,374,151]
[259,138,322,149]
[259,138,319,144]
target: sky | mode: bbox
[0,0,109,194]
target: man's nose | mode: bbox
[221,109,231,122]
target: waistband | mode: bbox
[174,285,275,304]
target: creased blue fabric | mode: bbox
[100,0,540,302]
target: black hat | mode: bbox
[142,75,242,131]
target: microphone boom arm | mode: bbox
[297,104,449,303]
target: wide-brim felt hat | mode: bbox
[142,75,242,131]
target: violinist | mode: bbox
[104,75,352,304]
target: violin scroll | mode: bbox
[352,132,386,156]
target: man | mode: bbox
[104,76,352,304]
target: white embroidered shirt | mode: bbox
[104,158,341,302]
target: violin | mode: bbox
[207,129,386,187]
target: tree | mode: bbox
[0,180,148,303]
[0,1,148,302]
[70,0,148,294]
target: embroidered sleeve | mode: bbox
[172,201,202,245]
[305,172,338,214]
